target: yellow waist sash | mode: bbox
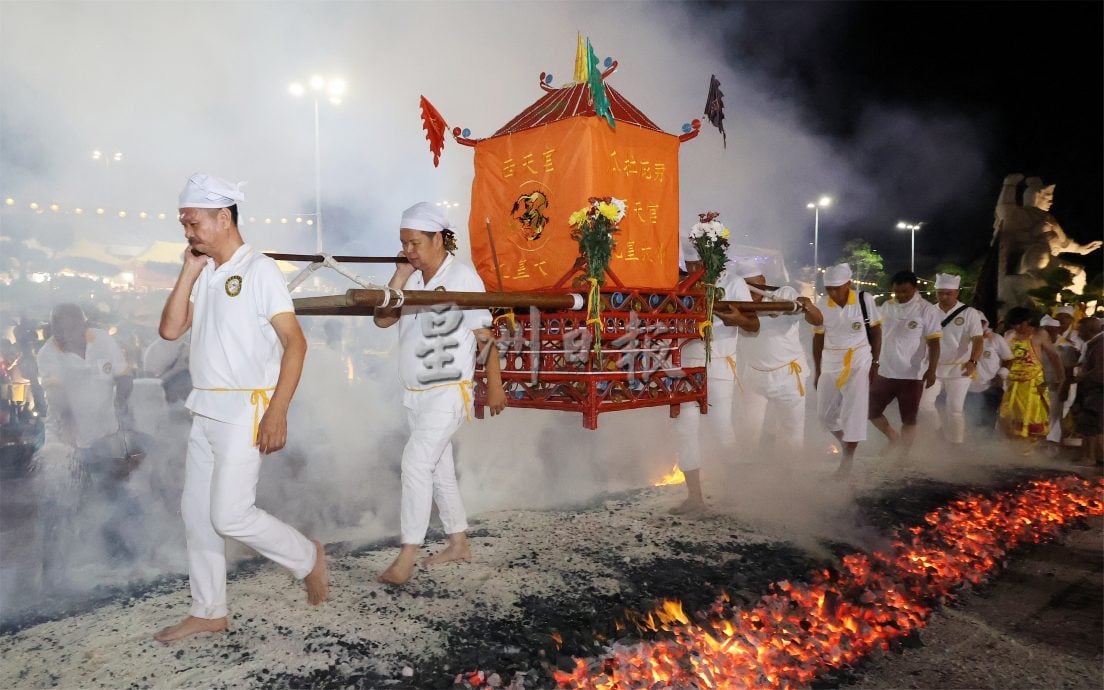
[405,380,474,421]
[751,359,806,397]
[824,344,869,390]
[195,386,275,447]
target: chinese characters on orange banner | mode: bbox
[502,149,557,179]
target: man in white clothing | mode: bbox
[731,259,821,462]
[155,173,327,643]
[867,271,941,460]
[965,315,1012,435]
[813,263,882,477]
[917,273,984,445]
[374,202,507,584]
[671,238,760,514]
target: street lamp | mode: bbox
[896,220,923,272]
[288,74,347,253]
[91,149,123,207]
[806,195,832,293]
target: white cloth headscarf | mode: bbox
[400,202,453,233]
[178,173,245,209]
[934,273,961,290]
[823,263,852,287]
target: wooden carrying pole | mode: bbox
[293,289,802,317]
[266,253,409,264]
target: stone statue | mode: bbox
[993,173,1101,307]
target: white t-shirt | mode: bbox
[813,290,882,371]
[738,289,807,373]
[397,254,492,391]
[877,293,942,380]
[36,328,127,448]
[935,301,984,367]
[681,270,751,376]
[970,331,1013,393]
[186,244,295,426]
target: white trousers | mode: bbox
[1046,385,1064,443]
[182,415,316,620]
[918,370,972,444]
[740,365,808,458]
[817,363,870,443]
[400,387,469,545]
[675,373,736,472]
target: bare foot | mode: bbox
[153,615,228,644]
[304,540,329,605]
[379,545,419,584]
[668,497,707,515]
[424,533,472,566]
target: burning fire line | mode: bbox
[457,476,1103,690]
[654,464,686,487]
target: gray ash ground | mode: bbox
[1,455,1098,690]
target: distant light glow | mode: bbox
[157,212,167,220]
[118,210,127,218]
[29,202,39,210]
[75,208,84,215]
[309,75,325,90]
[288,82,305,97]
[818,196,832,207]
[139,211,148,219]
[50,204,60,212]
[5,197,15,206]
[96,208,105,215]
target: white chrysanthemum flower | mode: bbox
[609,197,627,223]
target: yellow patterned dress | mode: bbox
[1000,336,1050,438]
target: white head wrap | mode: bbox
[1040,315,1061,328]
[934,273,961,290]
[1055,305,1075,316]
[178,173,245,209]
[772,285,799,301]
[400,202,453,233]
[729,258,765,280]
[823,263,852,287]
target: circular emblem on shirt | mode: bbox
[953,316,965,326]
[225,275,243,297]
[434,285,447,292]
[982,351,992,359]
[851,322,862,331]
[102,362,112,374]
[907,320,918,329]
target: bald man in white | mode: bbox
[154,173,327,643]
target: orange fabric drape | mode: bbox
[469,116,680,291]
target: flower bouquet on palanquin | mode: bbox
[688,211,731,363]
[569,196,626,358]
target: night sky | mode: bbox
[704,0,1102,278]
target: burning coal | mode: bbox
[457,476,1103,690]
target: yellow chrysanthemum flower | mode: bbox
[568,208,589,227]
[597,202,619,222]
[721,227,731,239]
